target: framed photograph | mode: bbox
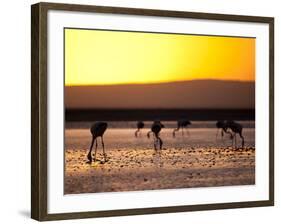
[31,2,274,221]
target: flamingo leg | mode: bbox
[181,127,184,136]
[158,136,163,150]
[173,128,179,138]
[221,129,226,144]
[93,138,98,162]
[239,132,245,148]
[135,129,139,137]
[235,133,237,149]
[87,136,95,164]
[101,136,107,162]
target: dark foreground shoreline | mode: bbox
[65,109,255,121]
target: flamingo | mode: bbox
[225,120,245,148]
[215,120,233,140]
[173,120,192,137]
[147,121,164,150]
[135,121,144,137]
[86,121,108,164]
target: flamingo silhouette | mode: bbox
[87,121,108,164]
[225,120,245,148]
[135,121,144,137]
[147,121,164,150]
[173,120,192,137]
[215,120,233,140]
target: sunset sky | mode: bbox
[65,29,255,86]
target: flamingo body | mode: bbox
[147,121,164,150]
[173,120,191,137]
[135,121,145,137]
[87,121,108,164]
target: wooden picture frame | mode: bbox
[31,2,274,221]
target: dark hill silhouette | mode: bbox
[65,79,255,110]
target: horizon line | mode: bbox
[65,78,255,87]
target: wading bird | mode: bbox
[147,121,164,150]
[173,120,192,137]
[215,120,232,140]
[86,121,108,164]
[225,120,245,148]
[135,121,145,137]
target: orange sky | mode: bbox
[65,29,255,86]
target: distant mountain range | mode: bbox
[65,79,255,109]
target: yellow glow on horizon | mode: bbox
[65,29,255,86]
